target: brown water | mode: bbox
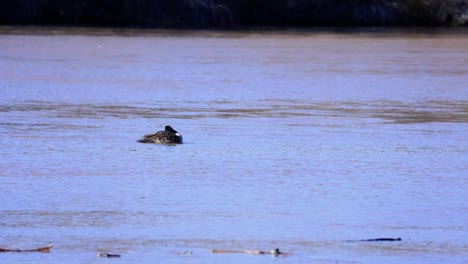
[0,27,467,263]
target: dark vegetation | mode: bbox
[0,0,467,28]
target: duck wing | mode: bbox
[137,131,165,143]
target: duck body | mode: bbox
[138,126,183,144]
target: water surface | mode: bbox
[0,27,467,263]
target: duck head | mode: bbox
[165,125,183,144]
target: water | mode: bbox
[0,27,467,263]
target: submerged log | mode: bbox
[346,237,402,242]
[98,253,121,258]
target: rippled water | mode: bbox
[0,27,467,263]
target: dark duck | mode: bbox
[138,125,183,144]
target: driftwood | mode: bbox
[211,248,286,256]
[0,244,52,253]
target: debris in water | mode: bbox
[98,253,121,258]
[346,237,402,242]
[211,248,286,256]
[0,244,53,253]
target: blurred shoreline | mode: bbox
[1,25,468,37]
[0,0,467,29]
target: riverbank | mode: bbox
[0,0,467,29]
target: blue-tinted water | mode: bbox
[0,27,467,263]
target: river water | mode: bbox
[0,27,467,263]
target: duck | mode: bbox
[138,125,183,144]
